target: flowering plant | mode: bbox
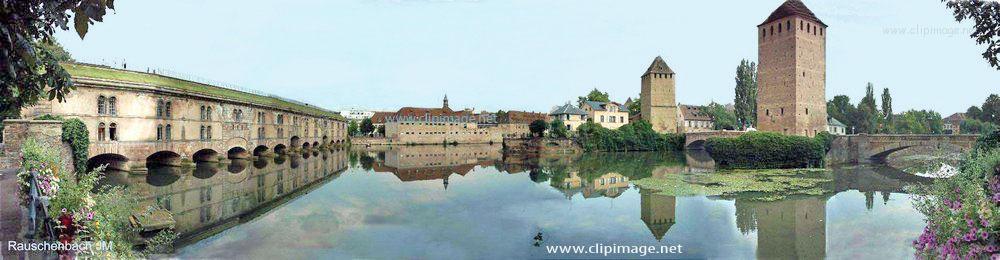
[913,131,1000,259]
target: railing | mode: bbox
[25,169,56,240]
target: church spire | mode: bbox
[443,95,450,110]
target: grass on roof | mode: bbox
[61,63,343,120]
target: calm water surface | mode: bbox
[114,144,933,259]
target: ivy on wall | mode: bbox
[34,115,89,173]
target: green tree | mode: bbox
[360,118,375,135]
[982,94,1000,124]
[549,119,569,138]
[1,0,115,122]
[960,118,998,134]
[348,121,359,136]
[967,105,983,122]
[733,59,758,128]
[577,88,610,107]
[627,97,641,116]
[893,110,944,134]
[881,88,893,132]
[827,95,858,133]
[377,125,385,136]
[857,83,882,134]
[529,119,548,138]
[941,0,1000,69]
[37,40,74,62]
[707,103,738,130]
[496,110,508,123]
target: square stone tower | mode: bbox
[641,56,679,134]
[756,0,828,137]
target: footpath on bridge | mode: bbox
[1,168,24,259]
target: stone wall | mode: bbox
[503,138,581,156]
[641,71,679,134]
[1,120,75,173]
[384,121,503,144]
[757,17,827,137]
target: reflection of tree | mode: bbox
[734,200,758,235]
[359,153,375,170]
[529,169,549,183]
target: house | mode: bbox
[943,113,966,134]
[679,105,714,133]
[827,117,847,135]
[580,101,630,129]
[550,103,588,131]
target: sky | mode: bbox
[55,0,999,115]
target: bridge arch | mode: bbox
[146,167,181,186]
[252,145,269,157]
[290,136,302,149]
[273,144,288,155]
[193,163,219,179]
[146,151,182,167]
[227,146,250,160]
[253,157,269,169]
[193,149,220,163]
[312,141,319,149]
[228,159,249,174]
[686,140,707,150]
[303,142,312,150]
[87,153,130,172]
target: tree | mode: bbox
[37,40,74,62]
[577,88,610,107]
[881,88,893,132]
[827,95,858,132]
[377,125,385,136]
[707,102,738,130]
[967,105,984,122]
[348,121,359,136]
[982,94,1000,124]
[961,118,998,134]
[941,0,1000,70]
[894,110,944,134]
[496,110,508,123]
[734,59,758,128]
[360,118,375,135]
[857,83,882,134]
[529,119,548,138]
[627,97,642,116]
[1,1,116,121]
[549,119,569,138]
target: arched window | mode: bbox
[200,106,206,120]
[156,100,164,118]
[786,20,791,31]
[108,97,117,115]
[98,123,106,141]
[770,25,774,35]
[165,101,172,118]
[97,96,107,115]
[200,125,206,140]
[206,126,212,139]
[157,124,163,141]
[165,124,172,140]
[206,107,213,121]
[109,123,118,141]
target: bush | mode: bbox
[912,130,999,258]
[575,120,684,152]
[529,120,548,138]
[62,118,89,173]
[705,131,826,169]
[549,119,569,138]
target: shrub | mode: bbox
[529,120,548,138]
[549,119,569,138]
[62,118,89,173]
[575,120,684,152]
[705,131,826,169]
[912,131,1000,258]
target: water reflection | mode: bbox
[111,149,349,246]
[170,145,931,259]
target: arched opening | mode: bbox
[87,153,129,172]
[322,135,329,144]
[312,141,320,149]
[302,142,311,150]
[146,167,182,187]
[228,159,249,174]
[686,140,707,150]
[193,149,220,163]
[273,144,287,155]
[253,157,269,169]
[227,147,250,160]
[146,151,182,167]
[193,162,219,179]
[290,136,302,150]
[273,155,287,165]
[252,145,269,157]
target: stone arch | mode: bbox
[253,157,269,169]
[147,151,182,167]
[193,149,220,163]
[252,145,269,157]
[227,146,250,160]
[87,153,129,172]
[686,140,707,150]
[290,136,302,149]
[302,142,311,150]
[312,141,320,149]
[227,159,248,174]
[193,163,219,179]
[146,167,182,187]
[273,144,288,155]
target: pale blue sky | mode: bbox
[55,0,999,115]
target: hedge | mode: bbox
[705,131,827,169]
[575,120,684,152]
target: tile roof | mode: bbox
[828,117,846,127]
[550,103,588,116]
[680,105,712,121]
[943,113,966,123]
[644,56,675,76]
[760,0,826,27]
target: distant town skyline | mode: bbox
[55,0,999,115]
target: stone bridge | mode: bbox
[827,134,979,164]
[684,130,747,150]
[12,63,349,172]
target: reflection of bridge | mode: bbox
[827,134,978,164]
[684,131,746,150]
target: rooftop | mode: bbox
[550,103,588,116]
[760,0,826,27]
[644,56,675,76]
[61,62,345,120]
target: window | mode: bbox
[786,20,791,31]
[97,96,107,115]
[156,100,164,118]
[820,28,824,36]
[157,124,163,141]
[108,123,118,141]
[97,123,106,141]
[780,108,785,116]
[206,126,212,139]
[165,101,172,118]
[200,106,206,120]
[165,124,172,140]
[800,20,804,30]
[778,23,782,33]
[206,107,213,121]
[600,115,605,122]
[770,25,774,35]
[108,97,117,115]
[806,108,809,115]
[200,126,206,140]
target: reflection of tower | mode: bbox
[443,177,449,190]
[736,197,827,259]
[640,188,676,241]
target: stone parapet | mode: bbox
[1,120,74,172]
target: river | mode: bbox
[107,144,944,259]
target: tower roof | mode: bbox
[644,56,675,76]
[759,0,826,27]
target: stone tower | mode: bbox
[756,0,828,137]
[641,56,679,134]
